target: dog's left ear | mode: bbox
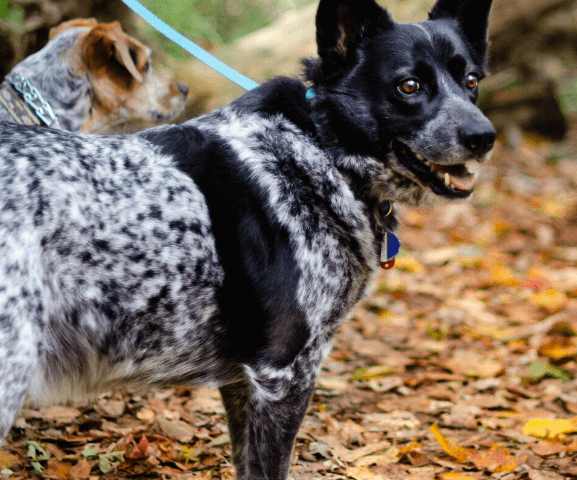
[428,0,493,65]
[316,0,392,73]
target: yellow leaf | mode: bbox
[542,199,565,218]
[430,424,470,462]
[353,365,396,381]
[0,452,15,468]
[493,219,511,236]
[398,438,423,456]
[529,288,568,313]
[440,474,478,480]
[394,255,424,273]
[538,338,577,361]
[522,417,577,439]
[490,263,520,286]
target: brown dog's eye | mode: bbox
[398,79,420,95]
[465,74,478,89]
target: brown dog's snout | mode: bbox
[177,82,189,98]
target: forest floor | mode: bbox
[1,119,577,480]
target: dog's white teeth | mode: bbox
[444,173,450,186]
[467,163,479,176]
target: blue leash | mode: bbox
[121,0,260,91]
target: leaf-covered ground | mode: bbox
[1,122,577,480]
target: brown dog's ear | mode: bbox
[83,21,144,83]
[429,0,493,65]
[49,18,98,40]
[315,0,392,66]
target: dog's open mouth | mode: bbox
[392,140,479,198]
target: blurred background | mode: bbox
[0,0,576,140]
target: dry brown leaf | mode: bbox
[467,444,516,473]
[353,447,400,467]
[443,351,504,378]
[331,440,391,463]
[38,406,81,423]
[345,466,385,480]
[69,459,91,480]
[530,439,568,456]
[157,417,194,443]
[45,459,73,480]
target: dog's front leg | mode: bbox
[220,365,317,480]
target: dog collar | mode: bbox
[306,88,315,100]
[0,75,58,127]
[378,200,400,269]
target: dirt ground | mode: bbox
[1,119,577,480]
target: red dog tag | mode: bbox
[380,258,395,269]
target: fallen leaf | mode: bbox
[443,351,504,378]
[45,459,73,480]
[353,447,400,467]
[38,406,81,423]
[529,288,568,313]
[440,474,478,480]
[467,444,516,473]
[69,459,91,480]
[524,362,571,383]
[353,365,396,381]
[394,255,425,273]
[157,417,195,443]
[538,338,577,361]
[489,263,520,286]
[530,439,567,456]
[345,466,384,480]
[136,408,155,422]
[430,424,469,462]
[522,417,577,439]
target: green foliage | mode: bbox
[524,361,571,383]
[0,0,24,30]
[557,76,577,116]
[139,0,313,58]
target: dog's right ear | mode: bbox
[315,0,392,70]
[428,0,493,66]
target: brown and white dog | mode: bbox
[0,18,188,133]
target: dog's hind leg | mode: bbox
[220,366,317,480]
[0,298,42,445]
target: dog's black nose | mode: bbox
[459,123,496,155]
[178,82,189,97]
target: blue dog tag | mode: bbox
[380,231,400,269]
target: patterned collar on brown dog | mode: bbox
[0,76,58,127]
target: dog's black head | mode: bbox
[305,0,495,205]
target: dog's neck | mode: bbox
[308,92,398,237]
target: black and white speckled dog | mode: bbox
[0,0,495,477]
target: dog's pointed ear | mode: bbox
[428,0,493,64]
[316,0,392,65]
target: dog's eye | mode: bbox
[398,79,420,95]
[142,62,150,73]
[465,74,478,90]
